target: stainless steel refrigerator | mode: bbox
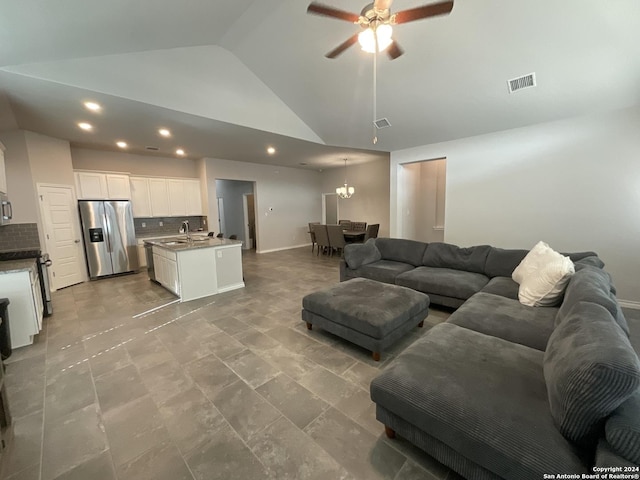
[78,200,139,279]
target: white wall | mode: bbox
[26,131,75,187]
[391,105,640,304]
[320,158,391,237]
[71,148,199,178]
[203,158,322,253]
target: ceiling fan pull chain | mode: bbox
[373,24,378,145]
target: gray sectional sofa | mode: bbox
[340,238,640,478]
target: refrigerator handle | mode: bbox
[103,211,112,253]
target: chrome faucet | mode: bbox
[180,220,191,240]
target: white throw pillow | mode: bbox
[512,241,575,307]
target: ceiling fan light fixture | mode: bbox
[358,24,393,53]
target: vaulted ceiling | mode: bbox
[1,0,639,169]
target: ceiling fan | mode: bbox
[307,0,454,60]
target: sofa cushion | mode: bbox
[396,266,489,300]
[371,323,588,478]
[479,276,519,300]
[573,255,605,270]
[447,292,557,351]
[422,243,492,274]
[544,301,640,447]
[354,260,415,285]
[344,238,381,269]
[374,238,427,267]
[605,391,640,464]
[594,438,639,468]
[484,247,528,278]
[512,241,575,307]
[556,265,629,336]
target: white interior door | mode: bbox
[38,184,85,290]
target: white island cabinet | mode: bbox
[147,238,244,302]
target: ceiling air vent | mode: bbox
[374,118,391,129]
[145,146,159,151]
[507,72,536,93]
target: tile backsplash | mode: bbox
[0,223,41,251]
[134,216,208,237]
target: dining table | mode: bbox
[342,230,366,242]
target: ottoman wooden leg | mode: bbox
[306,322,313,330]
[418,320,424,328]
[372,351,381,362]
[384,426,396,439]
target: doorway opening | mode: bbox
[215,179,256,250]
[322,193,339,224]
[398,158,446,242]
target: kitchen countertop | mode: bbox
[136,232,207,240]
[143,236,242,252]
[0,259,37,275]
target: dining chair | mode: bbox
[207,232,215,237]
[327,224,346,257]
[351,221,367,231]
[338,219,352,230]
[364,224,380,241]
[308,222,320,253]
[216,233,224,238]
[229,234,238,240]
[312,224,330,256]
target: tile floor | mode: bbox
[0,247,457,480]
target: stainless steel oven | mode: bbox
[0,193,12,226]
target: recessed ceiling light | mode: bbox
[267,146,276,155]
[158,128,171,137]
[116,141,128,148]
[83,101,101,112]
[78,122,93,131]
[176,148,185,156]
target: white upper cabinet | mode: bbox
[148,178,171,217]
[75,172,131,200]
[130,177,152,217]
[0,144,7,194]
[75,172,108,199]
[167,179,187,216]
[184,179,203,215]
[105,174,131,199]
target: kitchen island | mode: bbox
[144,236,244,302]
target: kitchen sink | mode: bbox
[161,240,187,246]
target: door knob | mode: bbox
[74,239,81,243]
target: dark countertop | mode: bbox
[0,259,37,275]
[143,236,242,252]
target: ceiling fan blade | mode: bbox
[325,33,359,59]
[307,3,360,22]
[393,0,453,24]
[374,0,393,12]
[387,40,404,60]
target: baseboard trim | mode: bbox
[217,282,245,293]
[258,243,312,254]
[618,300,640,310]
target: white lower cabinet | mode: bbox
[0,266,43,348]
[152,247,180,296]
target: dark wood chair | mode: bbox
[308,222,320,253]
[364,224,380,242]
[338,219,352,230]
[351,221,367,231]
[312,224,330,256]
[229,234,238,240]
[327,224,346,257]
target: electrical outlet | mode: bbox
[159,221,163,226]
[142,222,146,228]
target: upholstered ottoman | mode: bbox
[301,278,430,361]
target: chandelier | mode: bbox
[336,158,355,199]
